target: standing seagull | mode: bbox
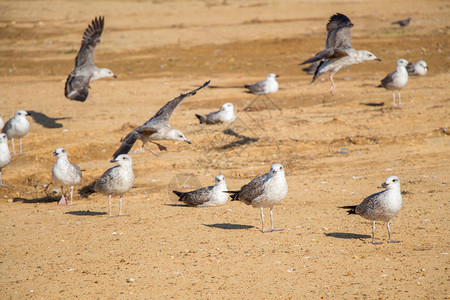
[195,103,236,125]
[299,13,381,95]
[173,174,229,207]
[391,17,411,27]
[407,60,428,76]
[94,154,134,217]
[340,176,403,244]
[52,148,82,206]
[2,110,30,155]
[377,59,409,106]
[112,81,210,158]
[65,16,116,102]
[0,133,11,187]
[227,163,288,233]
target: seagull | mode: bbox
[226,163,288,233]
[65,16,117,102]
[391,17,411,27]
[377,59,409,106]
[94,154,134,217]
[244,73,279,95]
[243,73,281,111]
[0,133,11,187]
[2,110,31,155]
[52,148,82,206]
[195,103,236,125]
[112,81,210,158]
[407,60,428,76]
[173,174,229,207]
[299,13,381,95]
[340,176,403,244]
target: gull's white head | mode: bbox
[381,176,400,190]
[169,129,191,144]
[111,154,132,166]
[0,133,7,144]
[92,68,117,81]
[14,110,29,119]
[53,147,68,159]
[396,59,409,68]
[266,73,279,81]
[360,50,382,62]
[417,60,428,74]
[221,103,234,111]
[215,174,226,185]
[269,163,285,176]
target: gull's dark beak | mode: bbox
[381,182,388,188]
[375,58,382,61]
[110,158,118,163]
[185,140,192,145]
[276,74,280,78]
[52,151,57,156]
[113,75,118,78]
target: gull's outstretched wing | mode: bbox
[147,81,210,124]
[325,13,354,49]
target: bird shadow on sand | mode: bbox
[359,102,385,107]
[164,203,189,207]
[220,129,258,150]
[324,232,371,239]
[13,196,60,203]
[203,223,254,230]
[66,210,107,216]
[27,110,72,129]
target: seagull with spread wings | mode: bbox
[112,81,210,158]
[65,16,116,102]
[299,13,381,95]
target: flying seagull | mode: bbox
[299,13,381,95]
[392,17,411,27]
[112,81,210,158]
[340,176,403,244]
[173,174,229,207]
[226,163,288,233]
[377,59,409,106]
[65,16,116,102]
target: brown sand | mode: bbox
[0,0,449,298]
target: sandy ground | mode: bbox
[0,0,449,298]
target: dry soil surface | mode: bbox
[0,0,449,299]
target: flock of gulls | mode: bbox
[1,12,428,243]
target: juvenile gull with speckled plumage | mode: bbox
[112,81,210,158]
[65,16,117,102]
[378,59,409,106]
[52,148,82,206]
[173,174,229,207]
[94,154,134,217]
[227,163,288,233]
[340,176,403,244]
[299,13,381,95]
